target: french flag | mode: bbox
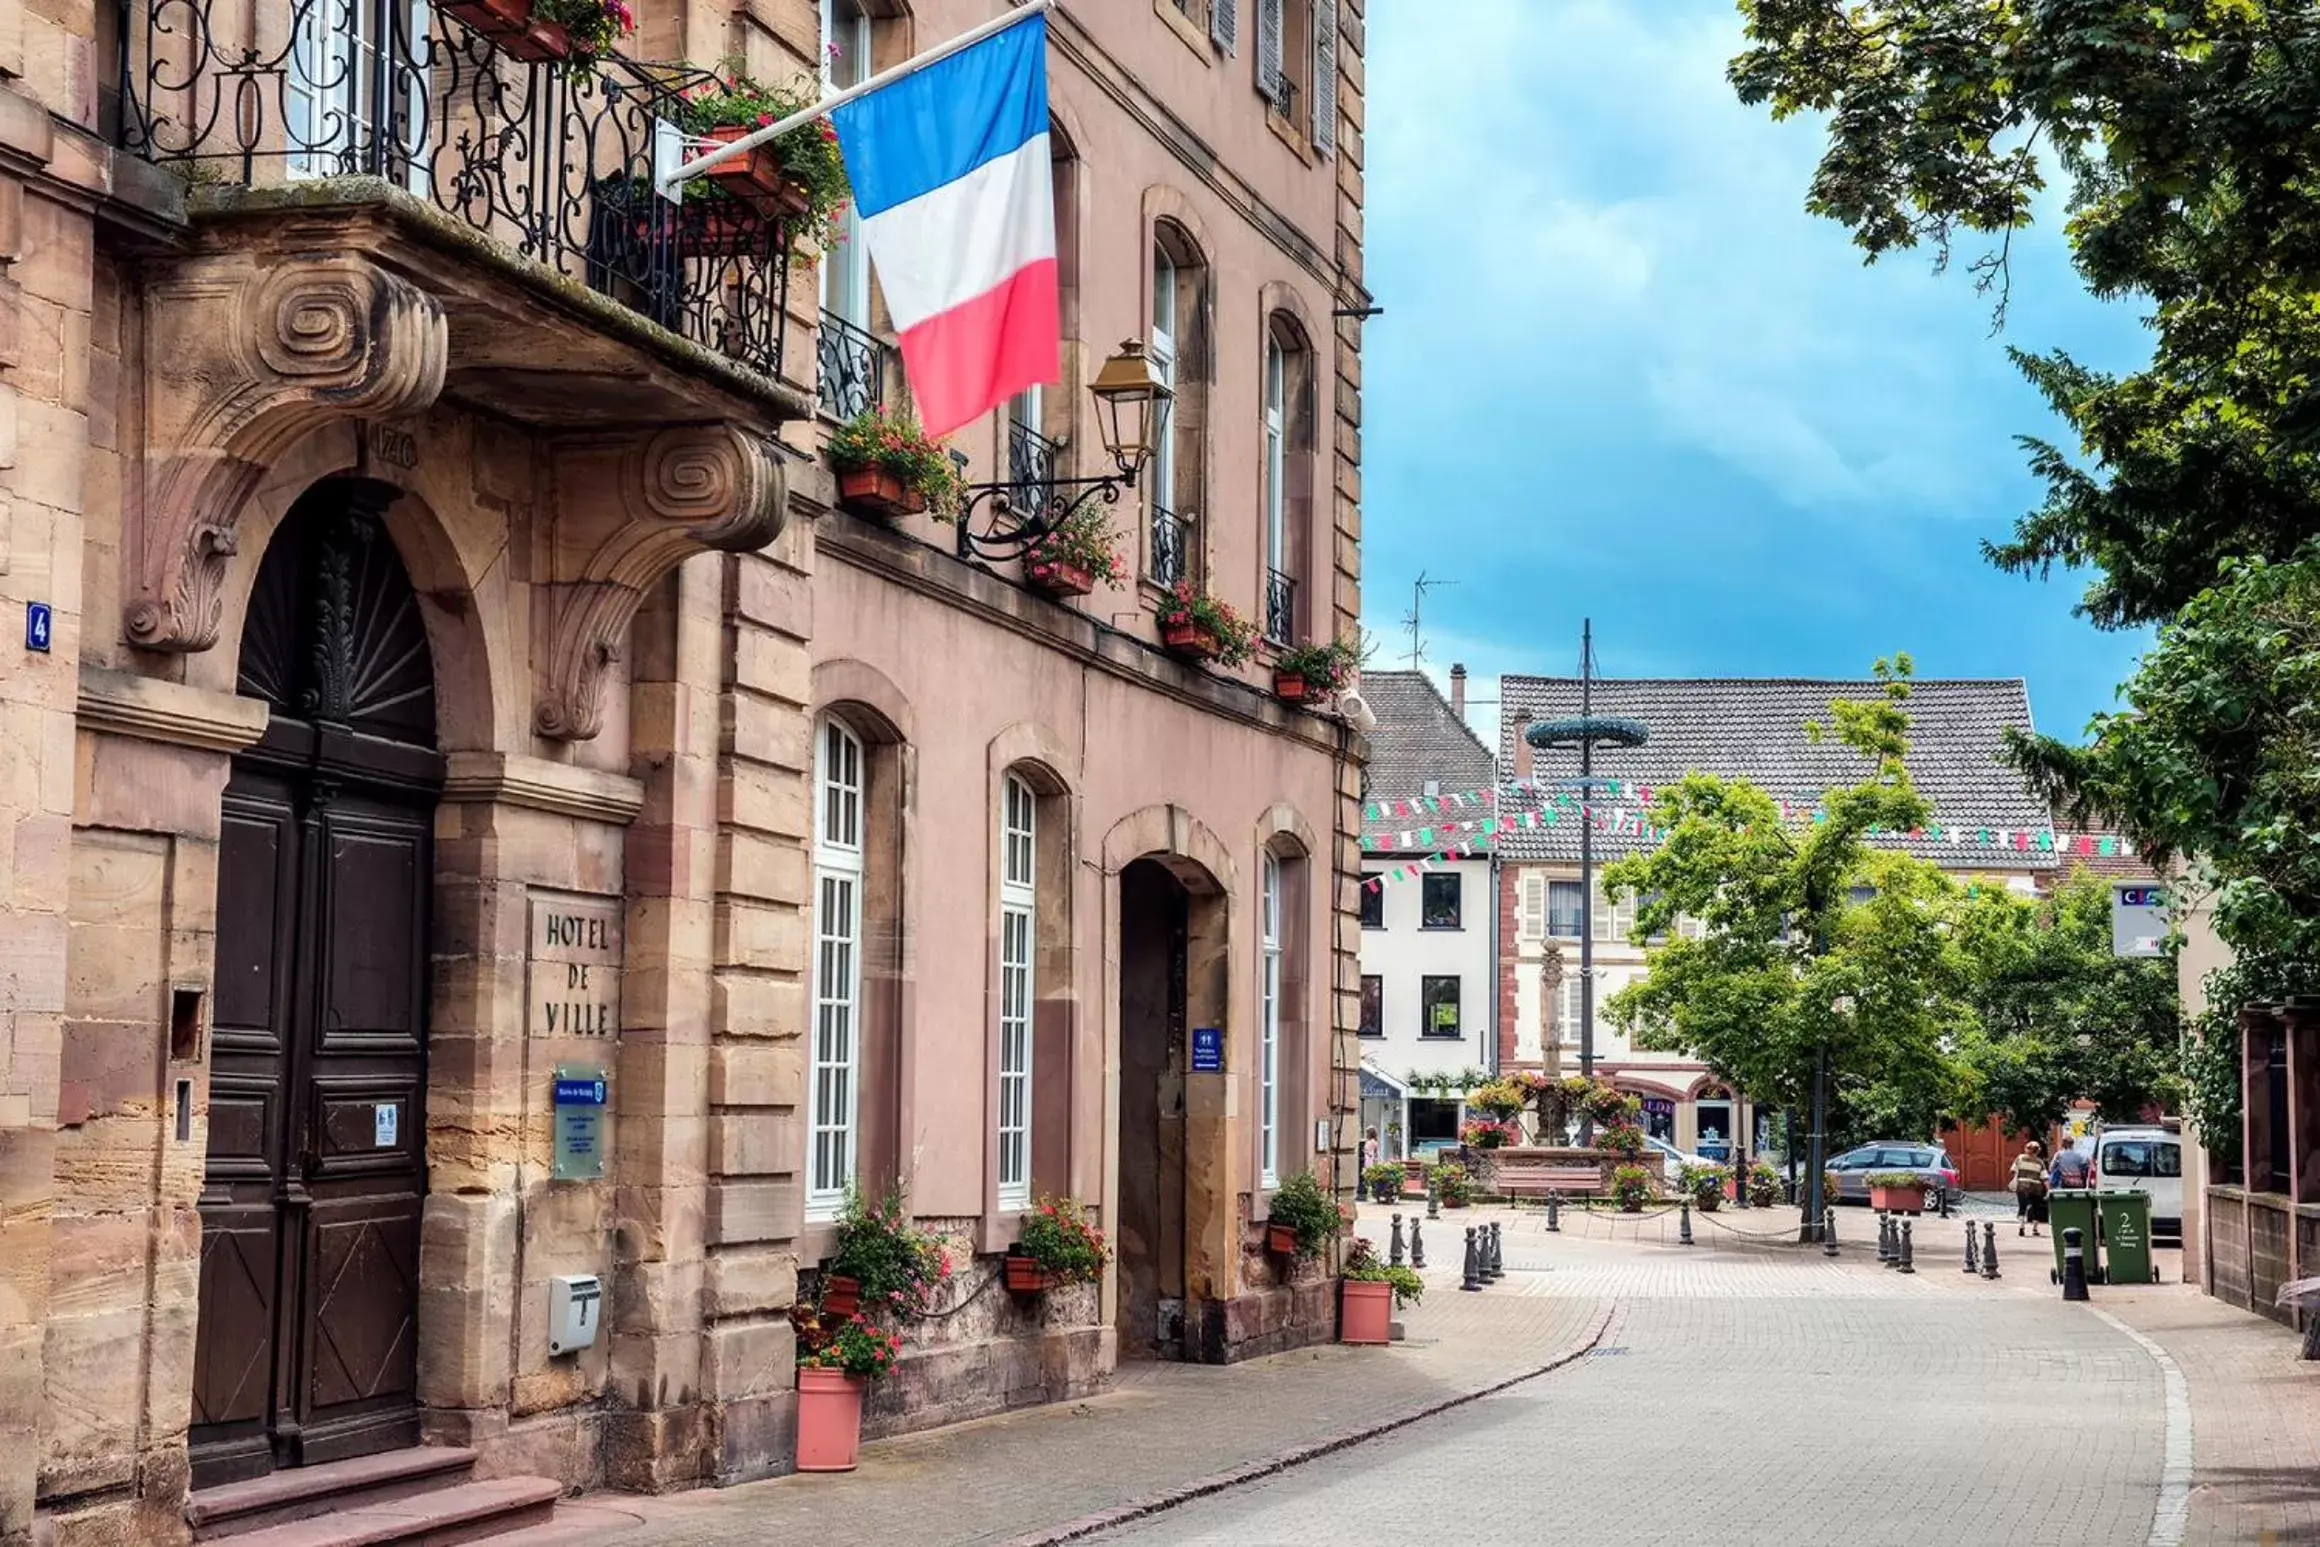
[831,13,1058,438]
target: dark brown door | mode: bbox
[193,481,443,1487]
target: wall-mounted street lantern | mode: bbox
[954,338,1174,563]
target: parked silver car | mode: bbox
[1826,1142,1959,1207]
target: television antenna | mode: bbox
[1402,573,1457,668]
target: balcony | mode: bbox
[1264,567,1296,643]
[1007,420,1062,519]
[818,311,892,421]
[1150,506,1188,588]
[116,0,798,392]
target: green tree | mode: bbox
[1954,869,2184,1132]
[1730,1,2320,628]
[1601,659,1982,1229]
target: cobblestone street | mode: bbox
[487,1202,2320,1547]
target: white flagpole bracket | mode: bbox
[652,119,687,205]
[653,0,1055,199]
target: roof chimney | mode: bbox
[1513,711,1533,781]
[1450,663,1468,720]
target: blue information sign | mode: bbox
[1191,1026,1223,1073]
[24,602,51,653]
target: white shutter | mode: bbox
[1210,0,1237,54]
[1311,0,1337,156]
[1519,874,1545,941]
[1256,0,1284,107]
[1590,879,1613,943]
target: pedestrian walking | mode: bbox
[2049,1137,2093,1192]
[2012,1139,2049,1238]
[1363,1127,1381,1173]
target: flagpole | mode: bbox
[657,0,1056,196]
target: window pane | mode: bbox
[1359,876,1383,928]
[1359,975,1382,1037]
[1421,873,1462,929]
[1260,854,1282,1185]
[1548,881,1583,938]
[1421,975,1460,1037]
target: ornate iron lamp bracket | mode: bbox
[952,465,1135,563]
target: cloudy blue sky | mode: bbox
[1360,0,2155,743]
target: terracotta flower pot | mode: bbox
[820,1274,861,1319]
[1340,1279,1392,1346]
[700,126,813,219]
[1696,1193,1721,1213]
[837,466,927,521]
[1162,621,1220,662]
[637,204,765,258]
[1265,1221,1301,1257]
[441,0,572,62]
[794,1366,865,1472]
[1871,1184,1927,1214]
[1026,559,1094,597]
[1273,670,1310,702]
[1003,1254,1058,1295]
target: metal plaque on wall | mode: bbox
[552,1065,609,1181]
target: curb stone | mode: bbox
[1000,1300,1619,1546]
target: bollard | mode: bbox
[1356,1171,1368,1203]
[1546,1192,1561,1233]
[2060,1226,2090,1301]
[1410,1215,1426,1269]
[1390,1213,1406,1267]
[1461,1227,1482,1292]
[1486,1222,1504,1280]
[1898,1220,1916,1274]
[1427,1179,1440,1221]
[1878,1213,1896,1265]
[1939,1185,1951,1219]
[1823,1207,1838,1256]
[1981,1220,2001,1280]
[1963,1222,1980,1274]
[1679,1198,1694,1246]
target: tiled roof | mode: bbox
[1496,676,2055,870]
[1361,671,1494,851]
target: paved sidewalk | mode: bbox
[497,1206,1607,1547]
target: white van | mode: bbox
[2094,1126,2183,1240]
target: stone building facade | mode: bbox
[0,0,1369,1538]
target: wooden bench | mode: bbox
[1489,1154,1604,1198]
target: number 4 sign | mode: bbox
[25,602,52,653]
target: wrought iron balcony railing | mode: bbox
[1150,506,1188,589]
[117,0,794,380]
[1264,567,1296,643]
[1006,420,1062,521]
[818,310,891,421]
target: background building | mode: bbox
[1356,667,1495,1159]
[0,0,1370,1538]
[1496,676,2055,1160]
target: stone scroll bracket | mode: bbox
[126,253,449,653]
[533,425,787,741]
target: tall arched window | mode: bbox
[1148,222,1208,589]
[810,716,866,1216]
[1259,851,1283,1187]
[1260,312,1313,643]
[997,773,1038,1208]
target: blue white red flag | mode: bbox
[830,12,1057,438]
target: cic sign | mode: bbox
[2111,884,2169,959]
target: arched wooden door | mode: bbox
[191,479,444,1487]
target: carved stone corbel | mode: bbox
[127,253,448,652]
[534,425,787,740]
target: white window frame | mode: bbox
[1150,245,1179,518]
[997,774,1037,1210]
[819,0,875,325]
[1547,878,1584,939]
[1259,852,1282,1188]
[807,717,866,1219]
[290,0,430,191]
[1263,333,1286,577]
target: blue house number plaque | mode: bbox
[24,602,51,653]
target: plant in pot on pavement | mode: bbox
[1748,1161,1783,1208]
[827,406,961,522]
[1020,503,1127,599]
[1362,1161,1407,1202]
[1677,1161,1731,1213]
[1007,1194,1110,1295]
[1270,637,1359,704]
[1339,1236,1425,1346]
[1865,1171,1931,1214]
[823,1184,951,1320]
[1609,1163,1656,1213]
[1155,584,1257,667]
[793,1312,901,1472]
[1265,1168,1343,1259]
[1430,1159,1473,1208]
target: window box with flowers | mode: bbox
[1007,1194,1111,1295]
[790,1311,901,1472]
[1264,1169,1342,1260]
[827,407,961,522]
[673,68,851,243]
[1155,585,1256,667]
[1270,638,1359,704]
[441,0,631,71]
[1021,506,1127,600]
[819,1185,952,1322]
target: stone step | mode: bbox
[189,1449,481,1540]
[207,1477,565,1547]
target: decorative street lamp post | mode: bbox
[1525,619,1647,1144]
[951,338,1173,563]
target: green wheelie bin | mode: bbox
[2097,1190,2158,1284]
[2049,1188,2100,1284]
